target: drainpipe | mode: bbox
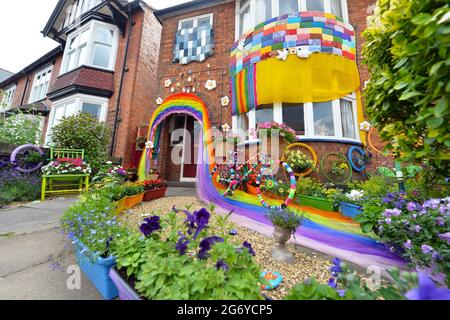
[110,6,133,157]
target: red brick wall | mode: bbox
[151,2,236,180]
[108,6,162,166]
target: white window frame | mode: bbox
[232,93,360,143]
[1,85,16,110]
[60,20,119,75]
[28,65,53,104]
[235,0,349,39]
[177,13,214,31]
[45,94,109,144]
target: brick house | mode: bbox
[146,0,391,183]
[0,0,161,166]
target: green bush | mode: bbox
[0,112,42,145]
[51,113,110,171]
[363,0,450,178]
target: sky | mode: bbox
[0,0,191,74]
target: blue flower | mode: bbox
[215,259,229,271]
[421,244,433,255]
[330,258,342,276]
[327,277,337,289]
[405,272,450,300]
[139,216,161,237]
[175,232,190,255]
[404,240,412,250]
[242,241,255,256]
[337,289,346,298]
[198,236,224,259]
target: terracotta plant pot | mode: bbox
[125,193,144,209]
[113,197,127,216]
[271,226,295,264]
[143,187,167,202]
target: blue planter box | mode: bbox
[339,202,363,218]
[73,239,118,300]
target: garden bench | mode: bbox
[41,148,90,201]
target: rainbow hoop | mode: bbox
[256,160,296,210]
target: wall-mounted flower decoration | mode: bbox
[276,49,289,61]
[205,79,217,91]
[164,79,172,87]
[221,123,230,133]
[188,76,192,82]
[145,141,154,149]
[170,87,175,93]
[359,121,372,132]
[156,97,163,105]
[221,96,230,107]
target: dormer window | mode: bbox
[62,0,102,29]
[60,20,119,74]
[1,85,16,110]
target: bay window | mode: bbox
[45,94,108,144]
[61,20,118,74]
[29,65,53,103]
[233,94,359,142]
[1,85,16,110]
[236,0,349,37]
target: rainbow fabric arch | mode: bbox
[138,93,403,271]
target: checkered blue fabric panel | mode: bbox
[173,26,215,64]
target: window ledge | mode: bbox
[236,137,362,147]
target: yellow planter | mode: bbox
[125,193,144,209]
[113,197,127,216]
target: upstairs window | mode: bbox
[29,65,53,103]
[1,85,16,110]
[174,14,214,65]
[62,0,102,29]
[236,0,349,38]
[61,21,118,74]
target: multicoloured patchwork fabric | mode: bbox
[230,64,257,115]
[173,26,215,65]
[230,11,356,76]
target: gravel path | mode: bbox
[119,196,336,299]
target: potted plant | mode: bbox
[146,168,159,181]
[257,122,296,156]
[122,183,145,209]
[60,195,128,300]
[337,190,365,218]
[284,149,314,174]
[142,179,168,202]
[125,166,138,182]
[296,178,336,212]
[91,161,127,189]
[109,185,127,216]
[266,209,304,264]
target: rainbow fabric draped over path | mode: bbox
[138,93,404,270]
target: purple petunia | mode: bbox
[421,244,433,255]
[423,199,440,210]
[215,259,229,271]
[407,202,417,212]
[198,236,224,259]
[404,240,412,250]
[139,216,161,237]
[330,258,342,276]
[184,208,211,239]
[328,277,337,289]
[243,241,256,256]
[405,272,450,300]
[175,232,190,255]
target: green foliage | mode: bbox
[284,149,314,172]
[51,113,111,171]
[0,112,42,145]
[363,0,450,178]
[91,162,127,188]
[265,209,304,232]
[0,169,41,205]
[296,177,327,198]
[285,260,417,300]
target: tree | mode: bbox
[51,113,111,170]
[363,0,449,178]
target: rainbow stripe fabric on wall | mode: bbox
[230,11,360,115]
[138,93,403,271]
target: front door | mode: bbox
[180,115,199,182]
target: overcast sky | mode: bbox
[0,0,190,74]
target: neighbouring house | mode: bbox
[0,0,161,166]
[147,0,391,183]
[0,68,14,83]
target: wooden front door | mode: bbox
[181,116,199,181]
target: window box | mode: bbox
[339,202,363,218]
[73,238,118,300]
[143,187,167,202]
[109,268,141,301]
[124,192,145,209]
[297,194,336,212]
[113,197,127,216]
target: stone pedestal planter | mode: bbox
[271,226,295,264]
